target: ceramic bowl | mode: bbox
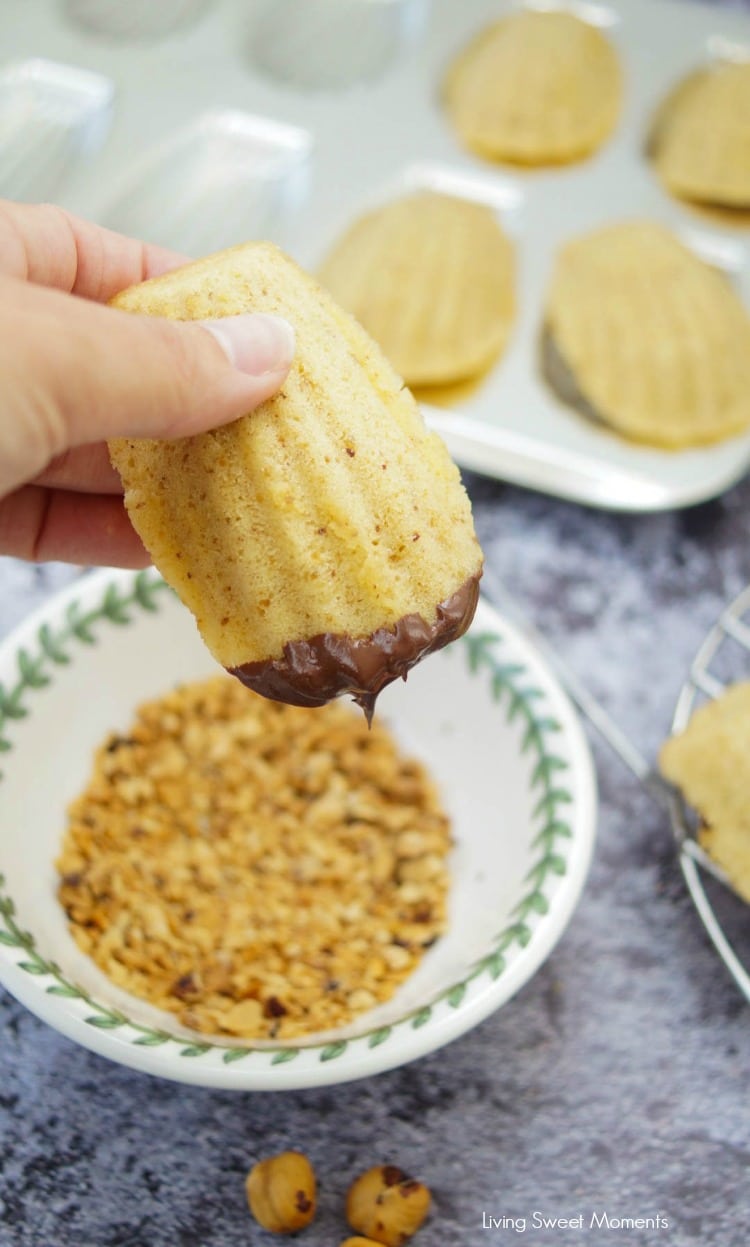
[0,569,596,1089]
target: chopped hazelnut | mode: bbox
[246,1150,317,1234]
[346,1164,431,1246]
[341,1239,388,1246]
[56,675,450,1039]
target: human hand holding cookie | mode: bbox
[0,200,295,566]
[109,241,482,718]
[0,203,481,714]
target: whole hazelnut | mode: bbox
[246,1150,317,1234]
[346,1164,431,1246]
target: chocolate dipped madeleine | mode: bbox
[108,243,483,719]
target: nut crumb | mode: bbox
[57,675,450,1039]
[246,1151,317,1233]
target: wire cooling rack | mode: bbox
[668,584,750,1003]
[482,568,750,1004]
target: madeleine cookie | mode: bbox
[651,61,750,208]
[318,191,515,387]
[660,683,750,903]
[108,243,483,720]
[544,221,750,448]
[444,9,621,166]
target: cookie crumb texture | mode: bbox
[444,9,621,166]
[318,190,515,388]
[651,62,750,209]
[659,680,750,903]
[108,243,482,680]
[57,675,451,1039]
[545,221,750,448]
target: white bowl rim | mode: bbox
[0,568,597,1089]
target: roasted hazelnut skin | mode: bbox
[346,1164,431,1246]
[245,1150,317,1234]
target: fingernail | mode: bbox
[201,313,296,375]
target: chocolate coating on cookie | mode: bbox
[229,573,481,725]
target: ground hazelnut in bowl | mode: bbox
[0,568,596,1089]
[56,673,453,1043]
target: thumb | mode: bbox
[0,276,295,496]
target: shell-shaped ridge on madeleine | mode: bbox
[318,190,515,387]
[109,242,483,675]
[444,9,621,166]
[545,221,750,448]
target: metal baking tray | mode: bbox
[103,109,312,257]
[0,57,113,202]
[5,0,750,511]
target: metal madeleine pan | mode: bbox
[0,58,113,203]
[100,110,313,258]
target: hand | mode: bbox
[0,201,295,567]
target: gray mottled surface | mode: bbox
[1,478,749,1247]
[2,2,750,1245]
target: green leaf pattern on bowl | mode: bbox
[0,574,573,1066]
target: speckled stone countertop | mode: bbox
[1,474,749,1247]
[2,1,750,1244]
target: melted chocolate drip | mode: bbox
[228,572,481,725]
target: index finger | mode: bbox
[0,200,190,301]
